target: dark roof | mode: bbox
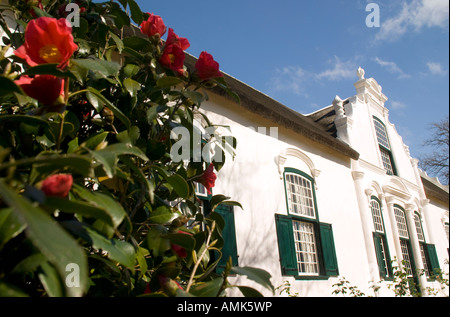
[306,105,338,138]
[185,54,360,160]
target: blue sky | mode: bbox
[135,0,449,161]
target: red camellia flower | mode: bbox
[140,13,167,38]
[14,17,78,69]
[165,28,190,50]
[15,75,64,105]
[197,163,217,195]
[159,44,186,76]
[41,174,73,198]
[195,51,223,81]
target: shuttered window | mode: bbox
[276,168,338,278]
[370,197,392,279]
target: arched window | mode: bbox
[373,117,397,176]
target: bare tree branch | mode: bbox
[419,117,449,185]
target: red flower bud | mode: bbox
[140,13,167,38]
[14,17,78,69]
[15,75,64,105]
[41,174,73,198]
[195,51,223,81]
[165,28,190,51]
[197,164,217,195]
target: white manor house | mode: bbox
[193,58,449,297]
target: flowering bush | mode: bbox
[0,0,273,297]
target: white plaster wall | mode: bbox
[199,92,371,297]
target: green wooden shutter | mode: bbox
[426,244,440,275]
[373,233,387,277]
[215,204,238,273]
[319,223,339,276]
[275,214,297,276]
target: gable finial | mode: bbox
[357,67,365,80]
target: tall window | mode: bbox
[371,197,392,278]
[373,117,397,176]
[285,172,316,219]
[394,206,414,276]
[414,213,430,277]
[275,168,339,278]
[413,212,441,278]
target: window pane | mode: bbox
[414,214,425,242]
[371,199,384,233]
[400,240,413,276]
[380,148,394,175]
[374,119,391,150]
[394,207,409,239]
[286,173,315,219]
[379,237,390,277]
[420,244,430,277]
[292,221,319,275]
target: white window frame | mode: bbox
[292,220,320,276]
[285,172,316,219]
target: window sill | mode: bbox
[294,275,332,281]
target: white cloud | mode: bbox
[373,57,411,78]
[427,62,448,75]
[390,100,408,110]
[376,0,449,42]
[315,56,356,81]
[270,57,358,96]
[271,66,309,96]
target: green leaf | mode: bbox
[166,233,195,250]
[0,76,23,96]
[71,185,126,229]
[71,59,121,79]
[190,278,224,297]
[167,174,189,199]
[84,227,135,268]
[123,78,140,97]
[38,262,64,297]
[82,132,110,150]
[28,154,93,179]
[45,197,122,229]
[24,64,77,80]
[108,31,124,53]
[147,225,170,257]
[123,64,140,78]
[235,286,264,297]
[85,87,131,129]
[230,267,274,294]
[123,36,152,53]
[148,206,179,225]
[127,0,144,25]
[0,180,89,297]
[157,76,182,88]
[0,208,26,250]
[0,282,29,297]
